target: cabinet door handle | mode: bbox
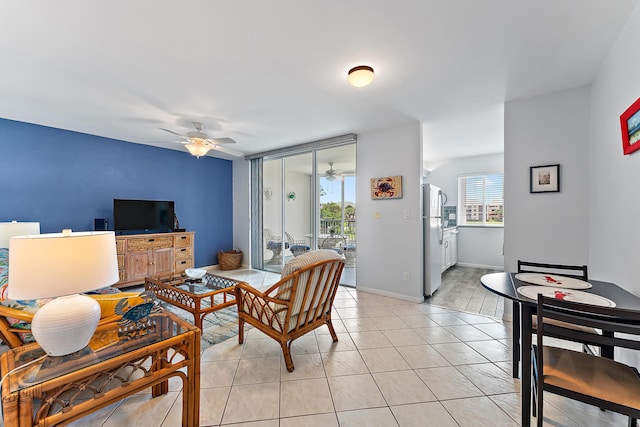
[148,238,155,242]
[180,248,186,252]
[180,236,187,240]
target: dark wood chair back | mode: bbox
[518,260,588,280]
[534,294,640,426]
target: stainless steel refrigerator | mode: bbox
[422,184,444,297]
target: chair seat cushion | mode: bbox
[543,346,640,409]
[290,245,310,251]
[266,240,289,250]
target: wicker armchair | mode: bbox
[235,250,345,371]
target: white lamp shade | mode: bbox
[0,221,40,248]
[186,142,211,157]
[8,231,119,300]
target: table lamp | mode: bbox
[0,221,41,248]
[8,229,119,356]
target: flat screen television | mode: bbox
[113,199,175,235]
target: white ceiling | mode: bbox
[0,1,637,161]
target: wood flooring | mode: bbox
[427,265,504,318]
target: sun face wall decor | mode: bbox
[371,176,402,199]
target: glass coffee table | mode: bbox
[145,272,243,329]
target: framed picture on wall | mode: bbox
[371,176,402,199]
[530,164,560,193]
[620,97,640,155]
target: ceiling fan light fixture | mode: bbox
[347,65,374,88]
[185,142,211,158]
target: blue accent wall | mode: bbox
[0,118,233,269]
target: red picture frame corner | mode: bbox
[620,96,640,155]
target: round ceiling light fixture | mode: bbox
[347,65,374,88]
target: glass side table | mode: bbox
[1,310,200,427]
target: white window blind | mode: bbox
[458,173,504,226]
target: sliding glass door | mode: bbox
[250,137,356,285]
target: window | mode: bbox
[458,173,504,226]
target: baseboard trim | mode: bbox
[456,262,504,271]
[354,286,424,304]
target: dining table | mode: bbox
[480,272,640,427]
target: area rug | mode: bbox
[161,302,244,352]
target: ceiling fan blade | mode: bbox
[206,137,236,145]
[212,144,244,157]
[159,128,185,137]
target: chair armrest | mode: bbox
[0,305,35,323]
[235,282,291,332]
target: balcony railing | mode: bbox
[320,219,356,240]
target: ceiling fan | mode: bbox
[160,122,243,158]
[324,162,343,181]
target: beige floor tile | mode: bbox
[101,392,179,427]
[201,338,244,361]
[349,330,393,349]
[466,339,512,363]
[396,314,439,328]
[316,332,357,352]
[426,312,468,326]
[395,344,451,369]
[415,366,483,400]
[289,334,319,355]
[359,347,411,372]
[328,374,387,412]
[66,401,120,427]
[370,315,410,330]
[280,377,334,417]
[342,317,380,332]
[280,353,326,381]
[430,342,489,365]
[456,363,519,395]
[321,349,369,377]
[314,318,347,334]
[332,298,359,308]
[381,328,427,347]
[473,320,512,339]
[443,324,493,341]
[413,326,461,344]
[373,370,436,405]
[279,412,339,427]
[335,307,367,319]
[488,393,520,424]
[336,407,399,427]
[197,386,231,426]
[223,419,280,427]
[361,305,398,317]
[200,359,239,388]
[453,312,499,325]
[233,357,281,385]
[240,338,283,358]
[390,402,459,427]
[222,382,280,424]
[441,396,519,427]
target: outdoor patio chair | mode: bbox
[285,232,310,257]
[235,250,345,371]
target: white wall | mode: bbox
[356,121,424,302]
[504,86,591,272]
[232,158,251,268]
[425,153,504,269]
[588,4,640,290]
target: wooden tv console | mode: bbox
[115,231,194,288]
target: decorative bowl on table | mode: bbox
[185,268,207,280]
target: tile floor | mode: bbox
[4,270,628,427]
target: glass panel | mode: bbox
[283,153,313,265]
[317,145,356,286]
[263,158,283,272]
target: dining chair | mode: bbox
[512,260,596,378]
[235,250,344,371]
[533,294,640,427]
